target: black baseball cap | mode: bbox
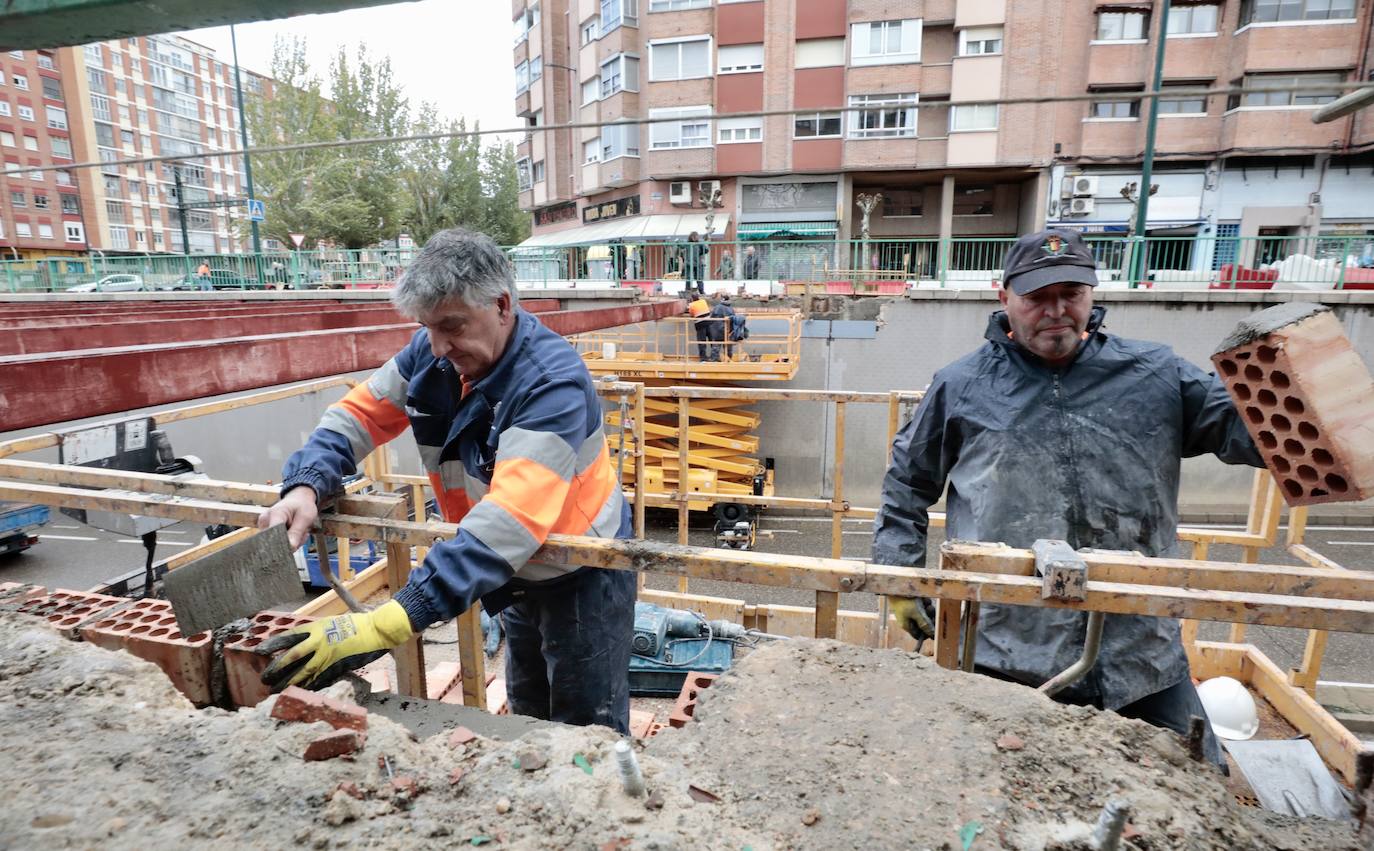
[1002,228,1100,295]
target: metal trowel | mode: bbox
[163,523,308,636]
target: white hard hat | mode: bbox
[1196,676,1259,740]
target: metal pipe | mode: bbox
[1091,799,1131,851]
[613,739,646,797]
[1039,610,1105,697]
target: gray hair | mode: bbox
[391,228,519,318]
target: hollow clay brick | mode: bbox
[425,662,462,701]
[18,589,130,639]
[80,598,214,706]
[668,672,718,728]
[270,685,368,732]
[1213,305,1374,506]
[221,611,316,708]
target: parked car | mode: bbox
[65,273,145,293]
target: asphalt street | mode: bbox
[5,508,1373,685]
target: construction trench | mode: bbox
[2,294,1374,849]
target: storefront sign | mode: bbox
[535,202,578,227]
[583,195,641,224]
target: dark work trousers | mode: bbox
[977,668,1225,768]
[694,319,718,361]
[500,567,636,734]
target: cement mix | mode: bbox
[0,612,1360,850]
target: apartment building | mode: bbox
[61,34,271,256]
[0,47,91,261]
[513,0,1373,278]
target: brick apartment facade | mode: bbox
[0,47,90,262]
[513,0,1374,279]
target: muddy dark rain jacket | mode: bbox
[872,306,1264,709]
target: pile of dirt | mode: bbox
[0,612,1360,850]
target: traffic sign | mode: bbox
[290,233,306,248]
[247,199,266,222]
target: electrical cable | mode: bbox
[4,83,1370,179]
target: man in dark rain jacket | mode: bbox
[872,228,1264,765]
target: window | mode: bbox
[1241,0,1355,24]
[515,61,530,94]
[16,222,32,238]
[516,157,532,191]
[954,184,995,216]
[1228,72,1342,108]
[1159,84,1208,114]
[87,67,107,89]
[42,77,63,101]
[37,53,56,70]
[85,43,103,63]
[600,55,639,97]
[22,135,38,151]
[650,37,711,81]
[532,160,546,183]
[1096,11,1148,40]
[1090,97,1141,118]
[949,104,999,131]
[513,3,541,43]
[582,77,600,105]
[649,105,711,149]
[18,105,34,121]
[600,0,638,35]
[848,92,918,138]
[584,138,601,163]
[130,58,141,73]
[1167,4,1219,34]
[111,52,122,69]
[33,193,48,209]
[794,111,843,138]
[38,223,53,239]
[884,190,924,217]
[103,175,123,197]
[0,130,13,147]
[90,94,111,121]
[530,56,543,82]
[55,169,72,185]
[796,37,846,68]
[46,106,67,129]
[582,19,600,44]
[0,102,8,117]
[114,78,125,95]
[121,129,135,145]
[12,75,29,90]
[601,122,640,159]
[51,137,72,158]
[105,200,126,222]
[10,191,25,207]
[718,44,763,73]
[65,222,85,243]
[650,0,708,8]
[30,167,42,182]
[851,19,921,65]
[959,26,1004,55]
[109,226,129,249]
[718,117,762,143]
[94,122,115,147]
[60,194,79,214]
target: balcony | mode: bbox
[600,155,640,189]
[1079,118,1143,158]
[921,63,952,98]
[644,146,714,179]
[515,89,532,117]
[598,89,640,125]
[1231,19,1361,75]
[843,137,920,170]
[1086,41,1150,87]
[1221,107,1347,151]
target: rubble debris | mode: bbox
[270,685,368,732]
[304,730,364,761]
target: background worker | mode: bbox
[711,293,738,362]
[872,228,1264,765]
[689,295,716,361]
[256,228,636,733]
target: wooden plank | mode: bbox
[817,401,845,640]
[384,500,425,698]
[1180,539,1208,649]
[1241,644,1368,785]
[1185,640,1248,680]
[456,608,488,710]
[676,395,690,594]
[1229,546,1258,643]
[752,604,917,650]
[1287,542,1348,695]
[633,383,646,543]
[933,599,961,669]
[637,589,746,624]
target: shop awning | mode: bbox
[516,214,732,248]
[738,221,838,240]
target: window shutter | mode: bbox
[901,19,922,58]
[682,40,710,78]
[851,23,871,58]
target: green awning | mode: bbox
[737,221,838,240]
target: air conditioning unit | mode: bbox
[698,179,722,197]
[669,181,693,205]
[1070,197,1095,215]
[1072,176,1099,197]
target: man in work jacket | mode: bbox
[872,228,1264,765]
[257,228,635,733]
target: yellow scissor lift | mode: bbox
[572,308,803,547]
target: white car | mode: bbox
[66,274,146,293]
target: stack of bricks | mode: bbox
[81,598,215,705]
[220,611,317,708]
[14,588,130,638]
[1213,303,1374,506]
[667,672,718,729]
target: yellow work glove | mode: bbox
[888,596,937,642]
[258,599,414,692]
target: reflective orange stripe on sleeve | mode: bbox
[336,382,409,448]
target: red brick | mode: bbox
[668,672,718,728]
[270,685,368,732]
[425,662,461,701]
[304,730,363,761]
[447,726,479,748]
[1214,307,1374,506]
[356,661,391,696]
[80,598,214,705]
[629,709,656,740]
[487,677,509,715]
[0,582,47,603]
[220,611,316,708]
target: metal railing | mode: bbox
[5,235,1372,293]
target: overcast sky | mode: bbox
[176,0,522,144]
